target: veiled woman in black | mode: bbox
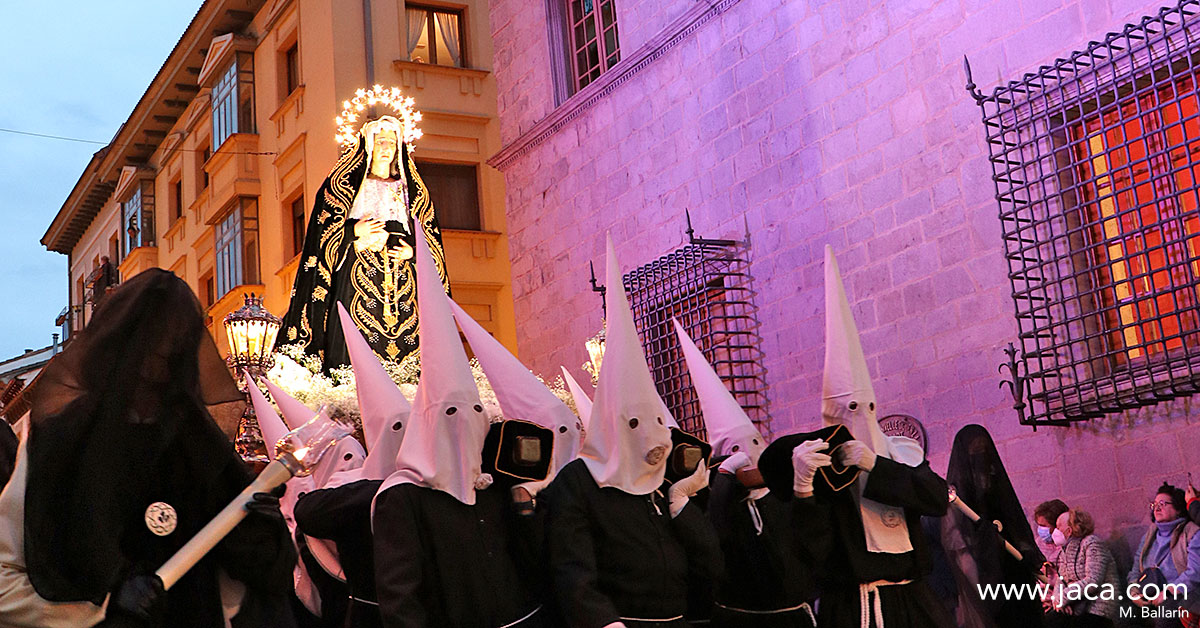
[21,269,296,627]
[942,424,1044,628]
[277,116,448,371]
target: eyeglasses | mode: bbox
[1150,500,1174,510]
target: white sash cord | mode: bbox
[858,578,913,628]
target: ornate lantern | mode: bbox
[584,327,606,385]
[223,293,282,463]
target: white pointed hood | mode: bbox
[262,378,366,488]
[559,366,593,431]
[579,235,672,495]
[247,376,326,607]
[822,245,888,454]
[379,221,489,505]
[310,409,367,488]
[672,319,765,463]
[245,373,289,458]
[327,303,412,486]
[449,299,581,472]
[260,377,317,431]
[824,244,915,554]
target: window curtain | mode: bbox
[435,12,462,66]
[406,8,427,59]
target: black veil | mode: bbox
[24,269,250,604]
[942,424,1044,628]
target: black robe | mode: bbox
[294,530,349,628]
[943,425,1044,628]
[21,269,297,628]
[93,460,299,628]
[707,472,825,628]
[814,456,955,628]
[277,137,448,372]
[541,458,723,628]
[295,479,383,628]
[372,482,546,628]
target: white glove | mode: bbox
[514,476,552,500]
[792,440,831,496]
[838,439,877,471]
[668,462,709,518]
[718,451,752,474]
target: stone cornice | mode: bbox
[488,0,743,172]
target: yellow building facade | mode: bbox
[42,0,516,356]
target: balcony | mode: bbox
[205,133,261,225]
[84,263,120,308]
[117,246,159,283]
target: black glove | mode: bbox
[244,484,286,523]
[112,573,165,620]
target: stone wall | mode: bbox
[487,0,1200,570]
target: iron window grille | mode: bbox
[596,219,768,440]
[968,1,1200,426]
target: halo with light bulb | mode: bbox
[335,85,423,148]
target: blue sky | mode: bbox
[0,2,200,359]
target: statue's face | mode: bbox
[371,130,398,176]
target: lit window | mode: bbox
[1069,88,1200,366]
[407,5,465,67]
[972,3,1200,425]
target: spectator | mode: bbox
[1128,483,1200,627]
[93,255,118,305]
[1034,500,1071,566]
[1187,480,1199,524]
[1044,509,1119,627]
[1187,479,1200,628]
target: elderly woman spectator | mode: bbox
[1128,482,1200,626]
[1043,509,1119,627]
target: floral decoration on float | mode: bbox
[263,344,580,438]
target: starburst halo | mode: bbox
[334,85,423,148]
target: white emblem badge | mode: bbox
[145,502,177,536]
[881,507,904,528]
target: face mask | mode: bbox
[1036,526,1053,543]
[1051,528,1068,547]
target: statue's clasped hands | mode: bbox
[354,218,389,253]
[388,244,414,262]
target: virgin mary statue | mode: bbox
[277,115,448,371]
